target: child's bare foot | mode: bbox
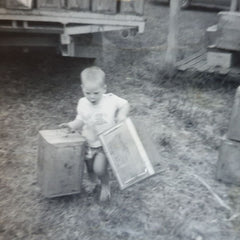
[88,172,98,183]
[99,184,111,202]
[83,180,97,193]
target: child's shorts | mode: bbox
[85,145,104,160]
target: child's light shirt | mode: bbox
[69,93,128,148]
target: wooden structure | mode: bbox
[67,0,90,11]
[99,118,155,190]
[165,0,180,69]
[119,0,145,15]
[177,0,240,76]
[38,129,85,198]
[217,87,240,185]
[92,0,117,14]
[37,0,64,9]
[6,0,33,9]
[0,0,145,58]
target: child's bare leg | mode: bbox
[93,151,110,201]
[84,152,98,193]
[85,158,97,182]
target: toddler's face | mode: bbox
[82,81,106,105]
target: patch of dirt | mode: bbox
[1,1,240,240]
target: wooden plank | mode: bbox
[0,25,63,33]
[193,59,207,71]
[0,0,5,8]
[119,0,145,15]
[37,0,64,9]
[6,0,33,9]
[38,129,86,198]
[99,118,155,190]
[67,0,90,11]
[176,50,205,67]
[64,25,132,35]
[197,63,209,73]
[178,54,205,71]
[91,0,117,14]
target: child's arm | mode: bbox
[59,119,84,132]
[59,98,85,132]
[116,102,130,123]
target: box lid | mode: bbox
[39,129,85,145]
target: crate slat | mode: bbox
[6,0,33,9]
[0,0,5,8]
[67,0,90,10]
[120,0,144,15]
[91,0,117,14]
[37,0,64,9]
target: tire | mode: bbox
[180,0,191,9]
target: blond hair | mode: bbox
[81,66,105,86]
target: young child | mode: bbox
[60,66,130,201]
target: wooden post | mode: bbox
[230,0,240,11]
[165,0,180,72]
[230,0,237,11]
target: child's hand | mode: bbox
[58,123,75,133]
[58,123,69,128]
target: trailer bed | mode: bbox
[0,8,145,33]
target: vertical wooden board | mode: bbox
[91,0,117,13]
[99,118,155,190]
[227,86,240,141]
[45,145,84,197]
[37,0,64,9]
[6,0,33,9]
[216,138,240,185]
[38,129,86,198]
[67,0,90,10]
[120,0,144,15]
[0,0,5,8]
[131,118,161,167]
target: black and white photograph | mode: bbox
[1,0,240,239]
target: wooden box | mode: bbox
[216,12,240,51]
[119,0,144,15]
[91,0,117,14]
[6,0,33,9]
[38,129,86,198]
[216,138,240,186]
[37,0,64,9]
[67,0,90,10]
[207,49,233,69]
[99,118,155,190]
